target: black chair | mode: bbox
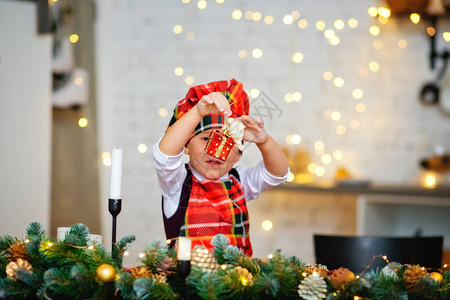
[314,235,443,274]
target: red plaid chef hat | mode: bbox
[167,78,249,136]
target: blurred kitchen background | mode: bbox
[1,0,449,266]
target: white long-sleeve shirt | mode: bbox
[152,139,289,218]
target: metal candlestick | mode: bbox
[177,260,191,300]
[108,198,122,251]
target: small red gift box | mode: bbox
[204,130,235,161]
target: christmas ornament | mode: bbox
[96,264,117,282]
[429,272,444,284]
[329,267,354,290]
[5,241,30,261]
[298,274,327,300]
[234,266,254,286]
[304,265,329,278]
[405,265,427,288]
[129,266,152,279]
[6,258,32,280]
[156,257,176,276]
[205,129,235,161]
[191,245,219,273]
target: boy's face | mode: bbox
[185,128,242,180]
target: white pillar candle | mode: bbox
[57,227,70,241]
[109,148,123,199]
[177,237,192,261]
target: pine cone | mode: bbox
[329,267,354,290]
[129,266,152,279]
[298,274,327,300]
[156,257,176,276]
[191,245,219,273]
[6,258,32,280]
[405,265,427,288]
[5,241,30,261]
[235,266,253,286]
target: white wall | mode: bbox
[95,0,450,263]
[0,1,52,237]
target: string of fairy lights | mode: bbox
[56,0,450,255]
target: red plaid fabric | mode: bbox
[167,79,249,136]
[179,167,252,256]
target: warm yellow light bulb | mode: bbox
[336,125,346,135]
[443,32,450,42]
[250,88,260,99]
[321,154,332,164]
[292,52,304,63]
[262,220,273,231]
[368,7,378,17]
[316,21,326,31]
[410,13,420,24]
[323,71,333,81]
[352,89,363,99]
[314,141,325,151]
[70,34,79,43]
[333,150,343,160]
[331,111,341,121]
[298,19,308,29]
[378,7,391,18]
[252,12,262,22]
[369,25,380,36]
[78,118,88,128]
[237,49,248,59]
[291,134,302,144]
[185,76,194,85]
[264,15,274,25]
[232,10,242,20]
[283,15,294,25]
[174,67,184,76]
[287,172,295,182]
[158,107,168,117]
[138,144,148,153]
[369,61,380,72]
[348,18,358,28]
[197,0,207,9]
[333,77,344,87]
[334,19,344,30]
[252,48,263,58]
[173,25,183,34]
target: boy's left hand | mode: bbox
[240,115,268,144]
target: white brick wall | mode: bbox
[95,0,450,264]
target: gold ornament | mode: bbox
[298,274,327,300]
[129,266,152,279]
[191,245,219,273]
[405,265,427,288]
[149,273,167,284]
[224,266,254,287]
[96,264,117,282]
[6,258,32,280]
[5,241,30,261]
[304,265,329,278]
[329,267,355,290]
[429,272,444,284]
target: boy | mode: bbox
[153,79,288,256]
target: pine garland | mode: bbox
[0,223,449,299]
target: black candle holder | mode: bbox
[108,198,122,251]
[177,260,191,300]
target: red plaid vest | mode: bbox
[162,165,252,256]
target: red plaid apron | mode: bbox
[179,168,252,256]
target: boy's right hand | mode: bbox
[196,92,232,117]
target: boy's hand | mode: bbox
[241,115,268,144]
[196,92,232,117]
